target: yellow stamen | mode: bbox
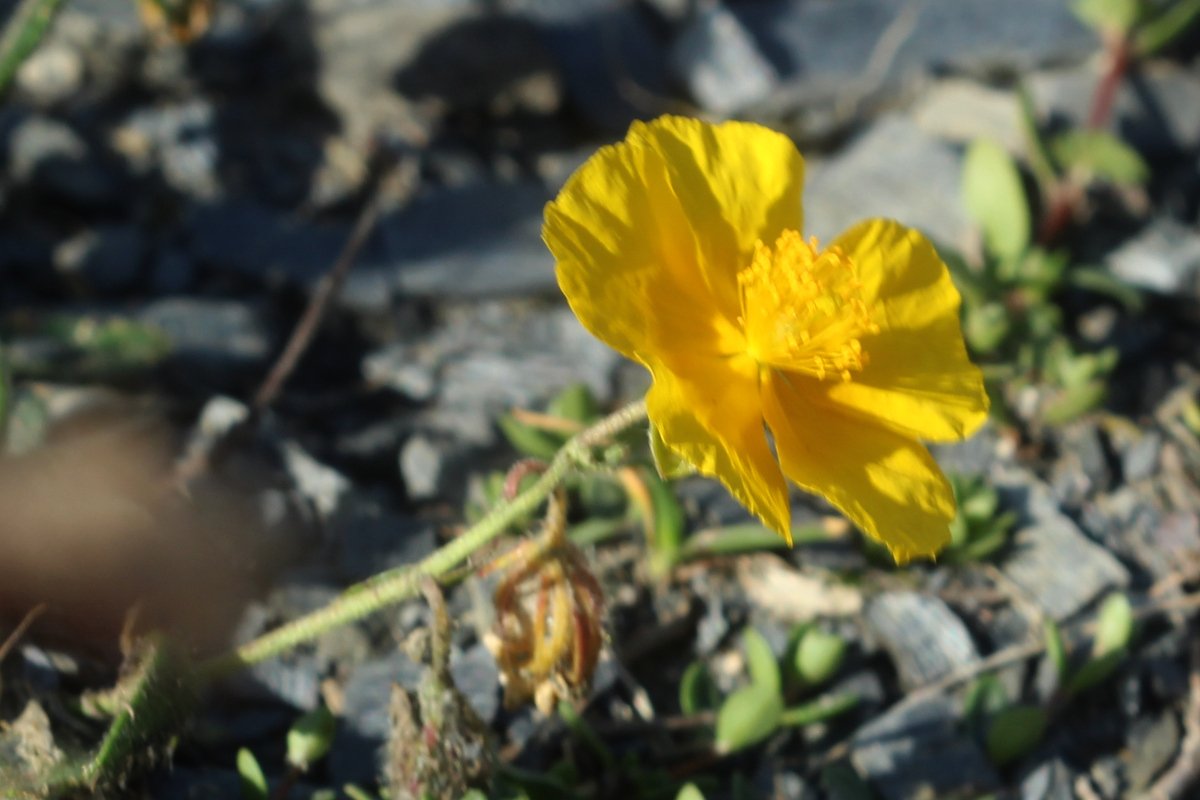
[738,230,878,381]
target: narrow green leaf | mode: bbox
[1041,380,1108,425]
[1044,619,1069,684]
[286,706,336,770]
[742,628,782,695]
[1094,593,1134,657]
[778,692,858,727]
[963,675,1010,727]
[0,0,71,98]
[714,684,783,754]
[678,523,814,562]
[568,516,630,547]
[497,413,564,459]
[1016,82,1059,188]
[676,784,706,800]
[963,139,1031,260]
[1051,130,1149,186]
[679,661,720,715]
[236,748,268,800]
[644,467,686,568]
[1072,0,1142,32]
[1067,266,1144,311]
[547,383,598,424]
[1066,648,1127,695]
[1135,0,1200,54]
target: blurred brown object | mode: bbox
[0,414,255,661]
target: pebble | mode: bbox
[669,2,778,116]
[1106,218,1200,299]
[330,504,437,582]
[1002,518,1130,619]
[1020,759,1076,800]
[864,591,980,689]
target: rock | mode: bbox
[804,116,970,250]
[931,423,1009,478]
[399,432,478,502]
[1106,218,1200,299]
[1086,487,1200,581]
[669,2,778,116]
[1020,759,1076,800]
[1049,419,1112,508]
[511,0,671,132]
[374,180,556,298]
[52,224,146,293]
[850,694,1001,800]
[117,101,221,200]
[150,250,195,295]
[864,591,979,689]
[137,297,274,373]
[1002,518,1130,619]
[281,441,352,521]
[15,43,84,107]
[913,79,1024,153]
[330,650,424,786]
[1030,63,1200,155]
[330,503,437,582]
[6,115,122,207]
[450,643,501,726]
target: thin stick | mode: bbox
[252,154,417,414]
[0,603,47,664]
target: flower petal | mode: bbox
[646,354,792,541]
[627,116,806,316]
[762,368,956,562]
[805,219,988,441]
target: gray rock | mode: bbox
[864,591,979,689]
[1002,518,1130,619]
[120,101,220,199]
[137,297,274,371]
[913,79,1025,153]
[399,432,476,502]
[1086,487,1200,581]
[52,224,145,293]
[1106,218,1200,299]
[330,650,424,785]
[6,115,121,206]
[804,116,970,250]
[670,2,778,116]
[1050,419,1112,507]
[15,43,84,107]
[331,504,437,582]
[850,694,1001,800]
[281,441,352,521]
[1031,63,1200,155]
[1020,759,1076,800]
[450,643,501,726]
[931,423,1006,478]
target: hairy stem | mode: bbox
[198,398,648,681]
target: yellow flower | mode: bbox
[543,116,988,563]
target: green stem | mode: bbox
[198,398,648,681]
[778,692,859,727]
[0,0,70,98]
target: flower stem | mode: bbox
[198,397,648,682]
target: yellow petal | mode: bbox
[627,116,806,317]
[646,354,792,541]
[805,219,989,441]
[762,369,956,563]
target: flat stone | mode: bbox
[1020,759,1076,800]
[850,694,1001,800]
[1106,218,1200,299]
[331,504,437,582]
[137,297,274,371]
[912,79,1024,153]
[1002,518,1130,619]
[804,116,970,250]
[669,2,778,116]
[1125,711,1181,793]
[864,591,979,689]
[330,650,424,785]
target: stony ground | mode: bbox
[1,0,1199,798]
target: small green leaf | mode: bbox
[985,705,1048,766]
[236,748,268,800]
[794,629,846,687]
[1051,130,1148,186]
[497,413,565,459]
[679,661,720,715]
[1041,380,1108,425]
[547,383,598,424]
[678,522,812,562]
[963,138,1031,260]
[964,301,1012,355]
[676,783,706,800]
[963,675,1010,727]
[778,692,859,727]
[1044,618,1069,684]
[960,484,1000,522]
[1066,266,1144,311]
[742,628,781,695]
[1094,592,1134,657]
[286,706,336,771]
[1016,82,1058,188]
[1072,0,1142,33]
[644,467,687,570]
[1066,649,1127,695]
[649,423,696,479]
[714,683,783,754]
[1135,0,1200,55]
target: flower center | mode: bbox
[737,230,878,381]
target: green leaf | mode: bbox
[1094,592,1134,657]
[286,706,336,771]
[237,748,268,800]
[676,784,706,800]
[794,629,846,687]
[678,522,813,562]
[1044,619,1069,684]
[960,484,1000,522]
[714,683,783,754]
[742,628,781,695]
[643,467,686,570]
[1041,380,1108,425]
[986,705,1048,766]
[1066,266,1144,311]
[649,423,696,479]
[963,139,1031,260]
[1135,0,1200,55]
[1051,130,1149,186]
[1016,82,1058,188]
[1066,648,1127,695]
[497,413,565,459]
[964,301,1012,355]
[963,675,1010,728]
[568,516,630,547]
[778,692,859,727]
[547,383,598,424]
[1072,0,1142,32]
[679,661,720,715]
